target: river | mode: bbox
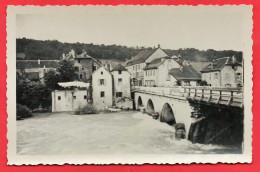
[17,111,241,155]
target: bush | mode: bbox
[17,104,32,120]
[198,80,208,86]
[74,104,98,115]
[83,104,98,114]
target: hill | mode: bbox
[16,38,243,63]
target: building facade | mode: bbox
[125,46,168,86]
[16,60,59,83]
[201,57,243,87]
[63,50,102,82]
[143,57,181,87]
[111,64,132,109]
[52,90,88,112]
[92,67,113,110]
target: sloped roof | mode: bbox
[126,48,158,66]
[111,64,127,72]
[201,57,242,73]
[170,66,201,81]
[17,60,59,69]
[143,57,170,70]
[75,52,92,59]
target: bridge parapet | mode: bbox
[132,86,243,107]
[184,86,243,108]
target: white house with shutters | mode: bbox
[92,66,113,110]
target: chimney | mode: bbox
[232,56,236,64]
[180,65,184,72]
[158,44,160,48]
[71,49,75,58]
[62,53,66,59]
[38,59,40,65]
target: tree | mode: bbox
[57,60,78,82]
[44,70,60,90]
[198,80,208,86]
[17,79,51,111]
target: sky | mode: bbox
[16,6,248,51]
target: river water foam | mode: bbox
[17,111,240,155]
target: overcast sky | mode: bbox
[16,6,247,51]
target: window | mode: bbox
[100,79,105,85]
[118,70,122,74]
[74,67,78,71]
[214,73,218,80]
[82,67,84,70]
[101,71,103,75]
[80,74,82,79]
[73,96,76,99]
[118,78,122,85]
[116,92,123,98]
[100,91,105,97]
[58,96,61,100]
[84,95,87,99]
[78,59,80,63]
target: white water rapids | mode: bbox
[17,111,240,155]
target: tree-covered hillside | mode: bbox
[17,38,243,62]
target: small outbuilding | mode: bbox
[52,81,90,112]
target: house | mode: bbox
[169,66,201,86]
[125,45,169,86]
[143,57,181,87]
[92,66,113,110]
[63,49,102,82]
[52,81,90,112]
[16,60,59,83]
[200,56,243,87]
[111,64,132,109]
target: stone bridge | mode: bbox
[132,86,243,138]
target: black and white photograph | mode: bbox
[7,5,252,164]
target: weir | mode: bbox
[132,86,244,146]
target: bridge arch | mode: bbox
[146,99,155,115]
[160,103,176,125]
[137,96,143,110]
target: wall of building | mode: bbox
[126,62,145,86]
[220,65,243,87]
[202,71,221,87]
[202,65,243,87]
[156,59,180,87]
[92,67,113,110]
[18,68,55,83]
[111,70,131,99]
[52,90,88,112]
[76,58,101,81]
[144,69,157,86]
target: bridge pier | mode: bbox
[134,92,194,138]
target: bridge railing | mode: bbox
[182,86,243,107]
[132,86,243,107]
